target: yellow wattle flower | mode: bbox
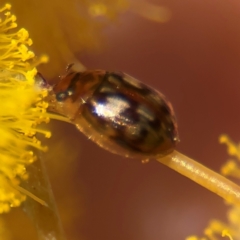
[0,3,53,213]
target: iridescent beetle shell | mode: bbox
[47,70,179,159]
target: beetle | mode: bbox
[46,68,179,159]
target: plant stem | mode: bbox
[157,150,240,205]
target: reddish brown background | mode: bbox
[43,1,240,240]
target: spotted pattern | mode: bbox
[53,70,179,158]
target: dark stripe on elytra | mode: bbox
[160,103,172,116]
[110,128,161,154]
[67,72,81,90]
[148,118,161,130]
[121,107,140,124]
[91,72,114,95]
[110,135,146,153]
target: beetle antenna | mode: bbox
[66,63,74,72]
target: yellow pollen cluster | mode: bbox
[0,4,52,213]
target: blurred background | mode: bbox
[4,0,240,239]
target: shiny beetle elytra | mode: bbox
[46,69,179,159]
